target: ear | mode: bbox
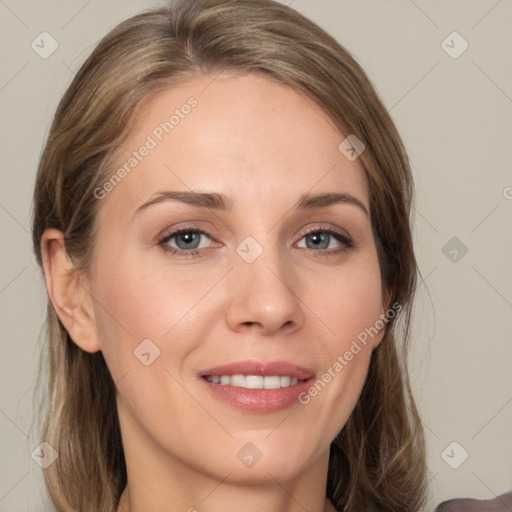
[41,228,100,353]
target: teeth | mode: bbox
[204,374,304,389]
[230,374,245,387]
[264,376,280,389]
[280,376,291,387]
[246,375,263,389]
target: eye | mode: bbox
[158,227,214,256]
[296,227,353,256]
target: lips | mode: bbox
[198,360,316,413]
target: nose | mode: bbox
[225,245,305,336]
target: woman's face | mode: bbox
[87,72,386,484]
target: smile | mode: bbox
[199,360,316,413]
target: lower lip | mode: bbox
[201,377,313,413]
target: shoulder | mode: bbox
[434,490,512,511]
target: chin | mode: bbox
[194,439,321,486]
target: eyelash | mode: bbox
[157,225,353,259]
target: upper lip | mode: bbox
[199,360,316,380]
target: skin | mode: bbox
[42,72,390,512]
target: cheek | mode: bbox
[89,249,226,428]
[88,251,165,387]
[89,254,203,439]
[298,251,383,436]
[90,252,196,363]
[310,250,384,346]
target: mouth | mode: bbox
[198,360,315,413]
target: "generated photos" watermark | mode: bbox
[93,97,198,200]
[298,301,402,405]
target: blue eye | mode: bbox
[158,227,353,258]
[296,229,352,253]
[158,228,212,256]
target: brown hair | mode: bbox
[31,0,427,510]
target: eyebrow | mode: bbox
[135,190,369,216]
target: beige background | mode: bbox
[1,1,511,510]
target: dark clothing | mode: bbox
[435,491,512,511]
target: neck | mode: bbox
[116,435,336,512]
[117,488,338,512]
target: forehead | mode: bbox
[97,72,369,220]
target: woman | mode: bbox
[31,0,428,510]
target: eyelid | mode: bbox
[297,223,351,241]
